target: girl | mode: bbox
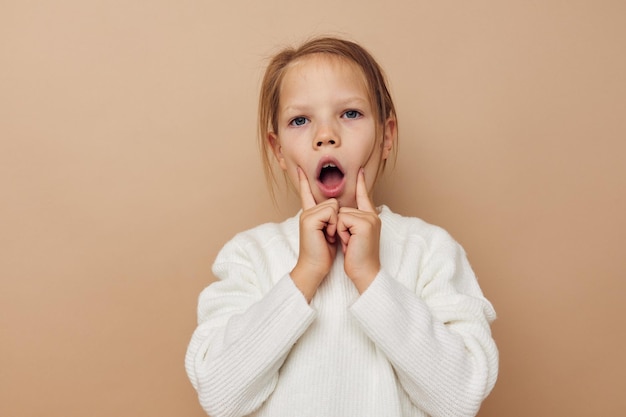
[185,36,498,417]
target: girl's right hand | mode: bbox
[290,167,338,302]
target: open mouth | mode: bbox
[316,158,346,198]
[319,163,344,188]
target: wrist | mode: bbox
[349,265,380,294]
[290,264,326,303]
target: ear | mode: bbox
[268,131,287,171]
[381,116,397,160]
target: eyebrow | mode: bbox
[281,96,370,114]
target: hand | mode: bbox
[290,167,338,302]
[337,169,381,293]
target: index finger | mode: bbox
[297,167,317,210]
[356,168,376,213]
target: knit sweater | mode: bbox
[185,206,498,417]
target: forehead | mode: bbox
[279,54,370,100]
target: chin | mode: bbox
[338,196,357,209]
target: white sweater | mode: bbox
[185,206,498,417]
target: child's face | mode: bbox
[269,55,394,209]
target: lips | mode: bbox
[316,156,345,198]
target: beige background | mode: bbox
[2,1,625,416]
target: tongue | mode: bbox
[320,168,343,188]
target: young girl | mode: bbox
[185,37,498,417]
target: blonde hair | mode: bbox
[258,36,397,198]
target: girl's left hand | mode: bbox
[337,169,381,293]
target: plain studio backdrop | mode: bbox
[1,1,625,416]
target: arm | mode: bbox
[350,233,498,417]
[185,240,316,417]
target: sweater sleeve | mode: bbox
[349,230,498,417]
[185,238,316,417]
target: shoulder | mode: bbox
[379,205,470,275]
[379,205,457,248]
[378,206,492,317]
[214,212,300,266]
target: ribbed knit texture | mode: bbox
[185,206,498,417]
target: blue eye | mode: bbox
[343,110,361,119]
[290,117,308,126]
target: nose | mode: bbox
[316,137,336,147]
[314,122,340,148]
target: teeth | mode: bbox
[322,163,336,168]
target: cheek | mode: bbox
[362,140,384,168]
[280,140,307,166]
[280,150,299,171]
[278,151,300,183]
